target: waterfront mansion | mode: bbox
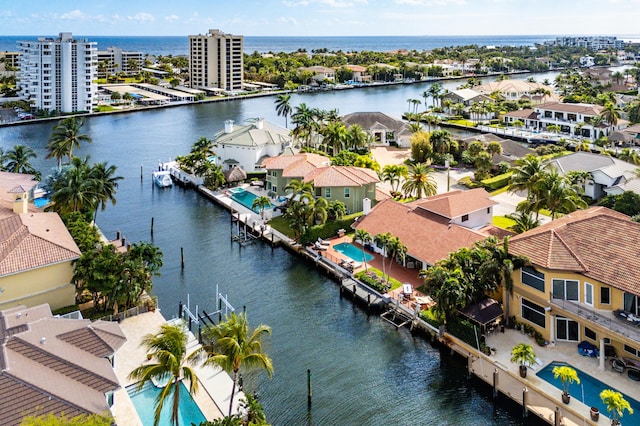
[507,207,640,368]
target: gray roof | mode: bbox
[550,152,617,173]
[214,119,292,148]
[342,112,406,132]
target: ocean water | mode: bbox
[1,34,561,56]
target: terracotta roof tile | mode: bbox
[261,153,329,177]
[412,188,497,219]
[510,207,640,294]
[304,166,379,187]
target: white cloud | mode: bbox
[164,14,179,23]
[278,16,299,25]
[127,12,155,23]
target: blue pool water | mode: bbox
[230,189,273,213]
[537,361,640,418]
[334,242,373,263]
[33,198,49,208]
[128,381,206,426]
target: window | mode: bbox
[552,279,579,301]
[461,214,469,222]
[521,298,546,328]
[344,188,350,198]
[325,188,331,198]
[584,327,596,341]
[486,207,491,214]
[624,345,639,357]
[556,316,579,341]
[272,186,277,193]
[601,287,611,305]
[521,267,545,292]
[585,282,593,306]
[624,293,639,315]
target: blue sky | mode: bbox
[1,0,639,37]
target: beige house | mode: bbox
[298,66,335,83]
[343,65,370,83]
[0,303,126,425]
[508,207,640,369]
[341,112,413,147]
[474,80,559,104]
[0,172,81,312]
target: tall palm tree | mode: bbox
[381,164,408,194]
[346,124,368,151]
[373,232,392,279]
[600,102,621,131]
[309,197,329,225]
[385,235,407,284]
[128,323,199,426]
[199,312,273,416]
[531,169,588,219]
[47,116,92,167]
[274,93,292,128]
[429,129,454,156]
[402,162,437,199]
[90,161,123,222]
[192,137,216,157]
[291,103,316,148]
[428,82,443,108]
[509,155,546,215]
[49,156,97,215]
[478,237,528,327]
[354,229,371,271]
[4,144,39,177]
[322,121,348,155]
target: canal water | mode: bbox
[0,77,556,425]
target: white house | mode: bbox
[341,112,413,147]
[213,118,293,172]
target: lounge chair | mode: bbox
[317,237,331,246]
[313,242,328,251]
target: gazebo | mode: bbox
[224,165,247,184]
[458,297,504,334]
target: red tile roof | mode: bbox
[509,207,640,294]
[536,101,604,116]
[354,198,489,265]
[261,153,330,177]
[411,188,497,219]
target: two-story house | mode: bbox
[354,189,507,270]
[508,207,640,368]
[0,303,126,425]
[261,153,379,213]
[297,66,336,83]
[0,172,81,312]
[213,118,293,172]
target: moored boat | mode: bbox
[152,170,173,188]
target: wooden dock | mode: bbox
[339,278,386,312]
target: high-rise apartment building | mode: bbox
[189,29,243,92]
[17,32,97,113]
[97,47,144,78]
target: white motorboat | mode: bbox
[152,170,173,188]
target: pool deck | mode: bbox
[111,310,239,425]
[479,328,640,425]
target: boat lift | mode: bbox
[179,285,236,341]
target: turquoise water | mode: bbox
[334,242,373,262]
[231,189,272,213]
[537,361,640,417]
[128,381,206,426]
[33,198,49,208]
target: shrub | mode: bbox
[301,213,361,244]
[355,271,389,293]
[481,172,513,192]
[458,176,482,189]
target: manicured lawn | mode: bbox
[489,185,510,196]
[95,105,116,112]
[448,119,476,127]
[493,215,516,230]
[267,216,295,239]
[365,266,403,291]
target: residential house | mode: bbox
[353,189,508,270]
[261,153,379,213]
[507,207,640,368]
[0,172,81,311]
[298,66,335,83]
[441,89,493,107]
[213,118,293,172]
[503,101,628,140]
[548,151,638,200]
[474,80,559,104]
[457,134,536,165]
[341,112,413,147]
[0,303,126,425]
[620,123,640,145]
[343,65,371,83]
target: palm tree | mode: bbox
[532,169,588,219]
[430,129,455,156]
[346,124,368,151]
[354,229,371,271]
[275,93,292,128]
[506,211,540,234]
[291,103,316,148]
[284,178,314,201]
[49,156,96,215]
[421,90,430,111]
[509,155,546,217]
[511,343,536,378]
[128,323,199,426]
[47,116,92,167]
[402,162,437,199]
[90,161,123,222]
[309,197,328,225]
[600,389,633,425]
[4,144,39,177]
[198,312,273,416]
[385,235,407,284]
[322,121,348,155]
[381,164,408,194]
[600,102,621,131]
[552,365,579,402]
[327,200,347,221]
[251,195,272,219]
[478,237,528,327]
[428,82,443,108]
[373,232,391,279]
[192,137,216,158]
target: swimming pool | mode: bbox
[537,361,640,417]
[128,381,206,426]
[334,242,373,263]
[33,198,50,208]
[230,189,273,213]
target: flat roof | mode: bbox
[100,84,169,101]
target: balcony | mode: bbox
[550,297,640,342]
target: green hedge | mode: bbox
[446,316,479,348]
[458,176,482,189]
[481,172,513,191]
[355,271,389,293]
[301,213,361,244]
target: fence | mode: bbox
[97,297,158,322]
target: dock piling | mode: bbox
[492,369,498,399]
[181,247,185,269]
[522,387,528,418]
[307,369,312,406]
[141,164,143,180]
[151,217,154,236]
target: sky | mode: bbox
[0,0,639,37]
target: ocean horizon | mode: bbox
[2,34,638,56]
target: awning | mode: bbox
[458,297,503,326]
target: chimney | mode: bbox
[224,120,234,133]
[362,198,371,216]
[11,188,29,214]
[255,117,264,129]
